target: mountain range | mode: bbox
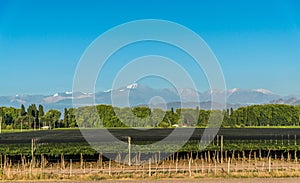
[0,83,298,111]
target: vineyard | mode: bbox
[0,128,300,180]
[1,128,300,159]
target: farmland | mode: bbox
[1,128,300,143]
[0,128,300,180]
[1,128,300,157]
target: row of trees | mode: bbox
[0,104,62,130]
[0,104,300,130]
[71,104,300,128]
[224,104,300,127]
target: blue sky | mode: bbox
[0,0,300,96]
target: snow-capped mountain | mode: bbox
[95,83,180,107]
[227,88,280,104]
[200,88,280,104]
[0,85,296,110]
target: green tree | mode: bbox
[38,105,44,116]
[63,108,69,127]
[20,104,26,116]
[44,110,61,129]
[38,104,44,129]
[197,110,210,127]
[27,104,38,129]
[0,108,3,131]
[68,108,78,128]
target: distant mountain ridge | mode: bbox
[0,84,298,111]
[270,98,300,105]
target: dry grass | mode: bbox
[1,159,300,181]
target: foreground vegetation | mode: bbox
[1,160,300,181]
[1,147,300,181]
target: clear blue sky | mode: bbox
[0,0,300,96]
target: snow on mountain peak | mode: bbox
[53,93,59,97]
[253,89,273,95]
[126,83,138,89]
[229,88,239,93]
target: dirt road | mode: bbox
[3,178,300,183]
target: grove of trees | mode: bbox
[0,104,300,130]
[0,104,62,130]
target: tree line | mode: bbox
[0,104,62,130]
[0,104,300,130]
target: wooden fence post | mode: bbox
[149,158,151,177]
[176,159,178,173]
[128,137,131,166]
[80,153,83,169]
[268,157,271,172]
[31,138,36,168]
[69,159,72,177]
[189,158,192,177]
[221,136,224,164]
[201,159,204,174]
[228,157,231,175]
[109,159,111,176]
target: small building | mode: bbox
[182,123,188,128]
[41,126,50,130]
